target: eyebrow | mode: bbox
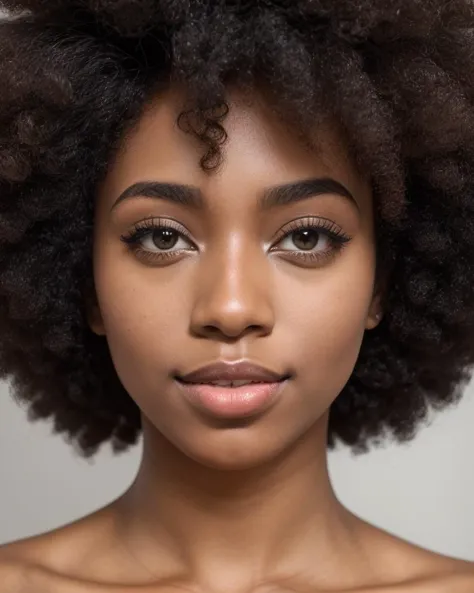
[110,177,358,212]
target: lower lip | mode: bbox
[175,379,287,419]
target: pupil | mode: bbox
[152,229,178,250]
[293,229,319,250]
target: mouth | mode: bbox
[174,361,291,419]
[176,360,290,384]
[177,378,282,387]
[175,378,289,419]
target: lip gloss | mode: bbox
[175,379,287,418]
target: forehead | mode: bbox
[99,86,372,208]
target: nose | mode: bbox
[190,241,275,341]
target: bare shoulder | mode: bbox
[0,556,27,592]
[357,517,474,592]
[0,517,90,569]
[0,505,118,591]
[367,552,474,593]
[0,530,69,592]
[397,557,474,593]
[0,539,49,592]
[391,542,474,592]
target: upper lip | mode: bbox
[176,361,289,384]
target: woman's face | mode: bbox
[91,88,380,469]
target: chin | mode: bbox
[174,425,294,472]
[141,399,318,471]
[186,449,280,472]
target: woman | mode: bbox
[1,0,474,590]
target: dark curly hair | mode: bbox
[1,0,474,457]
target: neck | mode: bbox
[115,416,367,590]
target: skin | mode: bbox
[1,87,474,592]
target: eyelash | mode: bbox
[120,216,352,266]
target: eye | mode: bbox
[139,227,191,253]
[277,228,331,252]
[271,217,352,264]
[120,218,196,263]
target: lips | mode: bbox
[176,360,289,385]
[175,360,291,419]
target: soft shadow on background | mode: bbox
[1,378,473,560]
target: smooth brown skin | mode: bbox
[1,88,474,592]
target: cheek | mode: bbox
[277,244,375,401]
[93,254,194,396]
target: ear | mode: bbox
[365,291,383,330]
[84,288,106,336]
[366,253,392,330]
[88,303,106,336]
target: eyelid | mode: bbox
[120,215,352,263]
[121,216,196,246]
[271,216,350,245]
[121,216,350,244]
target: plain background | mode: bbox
[1,376,474,560]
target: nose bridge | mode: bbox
[190,233,274,338]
